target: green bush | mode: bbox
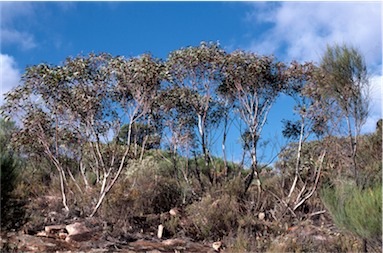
[0,118,18,202]
[0,151,18,202]
[321,182,382,244]
[0,118,26,230]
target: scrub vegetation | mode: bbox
[1,42,381,252]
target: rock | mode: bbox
[169,208,179,216]
[212,241,222,251]
[35,224,67,240]
[4,232,73,252]
[66,222,90,236]
[36,231,48,237]
[258,212,265,220]
[65,222,92,243]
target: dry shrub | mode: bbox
[267,229,362,253]
[98,157,183,233]
[185,193,242,240]
[129,173,182,215]
[224,229,255,252]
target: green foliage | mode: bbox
[0,118,26,230]
[314,44,369,187]
[117,122,161,149]
[321,182,382,242]
[320,44,369,122]
[1,148,18,202]
[0,118,19,202]
[1,52,165,216]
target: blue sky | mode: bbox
[1,1,382,165]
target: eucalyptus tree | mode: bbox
[114,55,164,161]
[91,53,163,216]
[316,44,369,186]
[278,61,330,212]
[2,53,163,217]
[221,51,291,194]
[117,122,161,151]
[2,53,115,212]
[164,42,226,185]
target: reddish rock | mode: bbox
[65,222,92,243]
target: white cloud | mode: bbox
[0,2,37,50]
[1,29,37,50]
[0,2,34,25]
[0,2,77,51]
[0,54,21,105]
[247,2,382,68]
[246,2,382,134]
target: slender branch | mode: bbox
[293,150,326,211]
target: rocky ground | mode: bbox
[0,195,366,252]
[1,230,218,252]
[1,219,220,252]
[1,217,363,253]
[0,196,220,253]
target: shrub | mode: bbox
[185,193,242,240]
[102,156,183,219]
[224,229,255,252]
[0,151,25,230]
[321,181,382,248]
[0,119,18,201]
[0,151,18,203]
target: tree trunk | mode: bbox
[193,153,204,191]
[59,169,70,212]
[244,135,259,194]
[222,114,229,180]
[198,114,212,184]
[89,121,133,217]
[80,161,90,190]
[346,115,359,186]
[172,144,179,181]
[140,134,149,162]
[287,118,305,203]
